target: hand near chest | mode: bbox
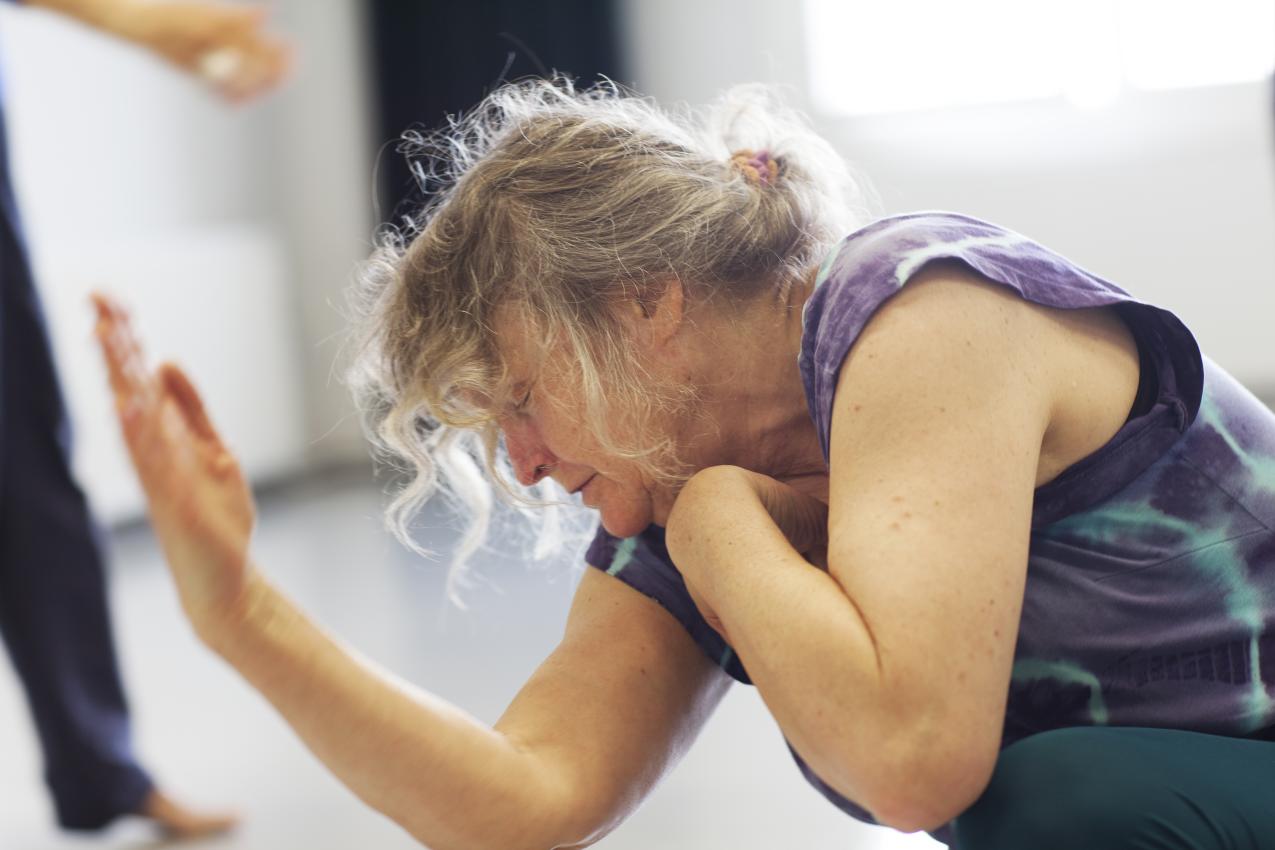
[666,466,830,642]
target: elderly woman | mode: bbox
[93,80,1275,849]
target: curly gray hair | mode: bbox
[346,76,875,604]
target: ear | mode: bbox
[632,278,686,349]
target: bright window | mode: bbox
[805,0,1275,115]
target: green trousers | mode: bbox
[951,726,1275,849]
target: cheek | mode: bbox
[531,407,581,458]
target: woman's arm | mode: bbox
[496,567,733,847]
[208,571,569,849]
[667,268,1053,833]
[211,566,729,850]
[92,294,731,849]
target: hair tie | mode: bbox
[730,149,779,187]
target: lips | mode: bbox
[571,474,597,495]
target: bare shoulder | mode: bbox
[847,260,1140,488]
[856,260,1044,364]
[841,260,1055,438]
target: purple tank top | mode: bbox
[585,212,1275,842]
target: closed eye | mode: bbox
[514,390,532,412]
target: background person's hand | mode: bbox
[104,0,293,102]
[92,292,258,638]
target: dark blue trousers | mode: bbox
[0,103,152,830]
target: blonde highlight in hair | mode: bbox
[346,76,876,602]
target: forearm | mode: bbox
[692,495,957,827]
[19,0,135,34]
[207,571,571,850]
[701,522,886,796]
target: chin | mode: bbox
[599,512,647,539]
[596,499,654,539]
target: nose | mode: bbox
[502,419,559,486]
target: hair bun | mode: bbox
[729,148,780,187]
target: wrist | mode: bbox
[667,465,762,577]
[197,566,277,658]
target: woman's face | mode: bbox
[493,313,681,538]
[491,270,824,538]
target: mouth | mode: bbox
[570,473,597,495]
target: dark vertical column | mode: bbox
[366,0,627,223]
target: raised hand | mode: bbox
[92,293,257,638]
[107,0,293,103]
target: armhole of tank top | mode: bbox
[1126,314,1160,423]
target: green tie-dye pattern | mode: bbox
[1246,636,1274,727]
[1011,659,1110,725]
[1046,500,1200,548]
[1198,393,1275,493]
[607,536,637,576]
[1192,541,1274,729]
[1044,507,1273,729]
[1031,390,1275,731]
[1195,394,1275,727]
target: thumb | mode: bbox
[158,361,223,445]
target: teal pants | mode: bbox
[952,726,1275,849]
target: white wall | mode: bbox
[261,0,376,469]
[621,0,1275,396]
[0,1,375,522]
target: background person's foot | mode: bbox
[136,788,239,838]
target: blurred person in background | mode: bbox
[1,0,289,836]
[95,76,1275,850]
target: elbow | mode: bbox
[869,782,984,835]
[825,732,998,836]
[872,753,996,834]
[396,775,579,850]
[403,811,571,850]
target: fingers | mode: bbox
[752,472,829,555]
[197,41,290,102]
[159,364,244,487]
[91,294,225,449]
[160,361,224,446]
[91,291,157,416]
[204,5,294,103]
[90,296,229,496]
[91,293,181,492]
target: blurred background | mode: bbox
[0,1,1270,848]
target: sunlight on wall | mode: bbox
[805,0,1275,114]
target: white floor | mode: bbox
[0,471,944,850]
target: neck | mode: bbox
[680,269,827,483]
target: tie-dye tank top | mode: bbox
[584,211,1275,842]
